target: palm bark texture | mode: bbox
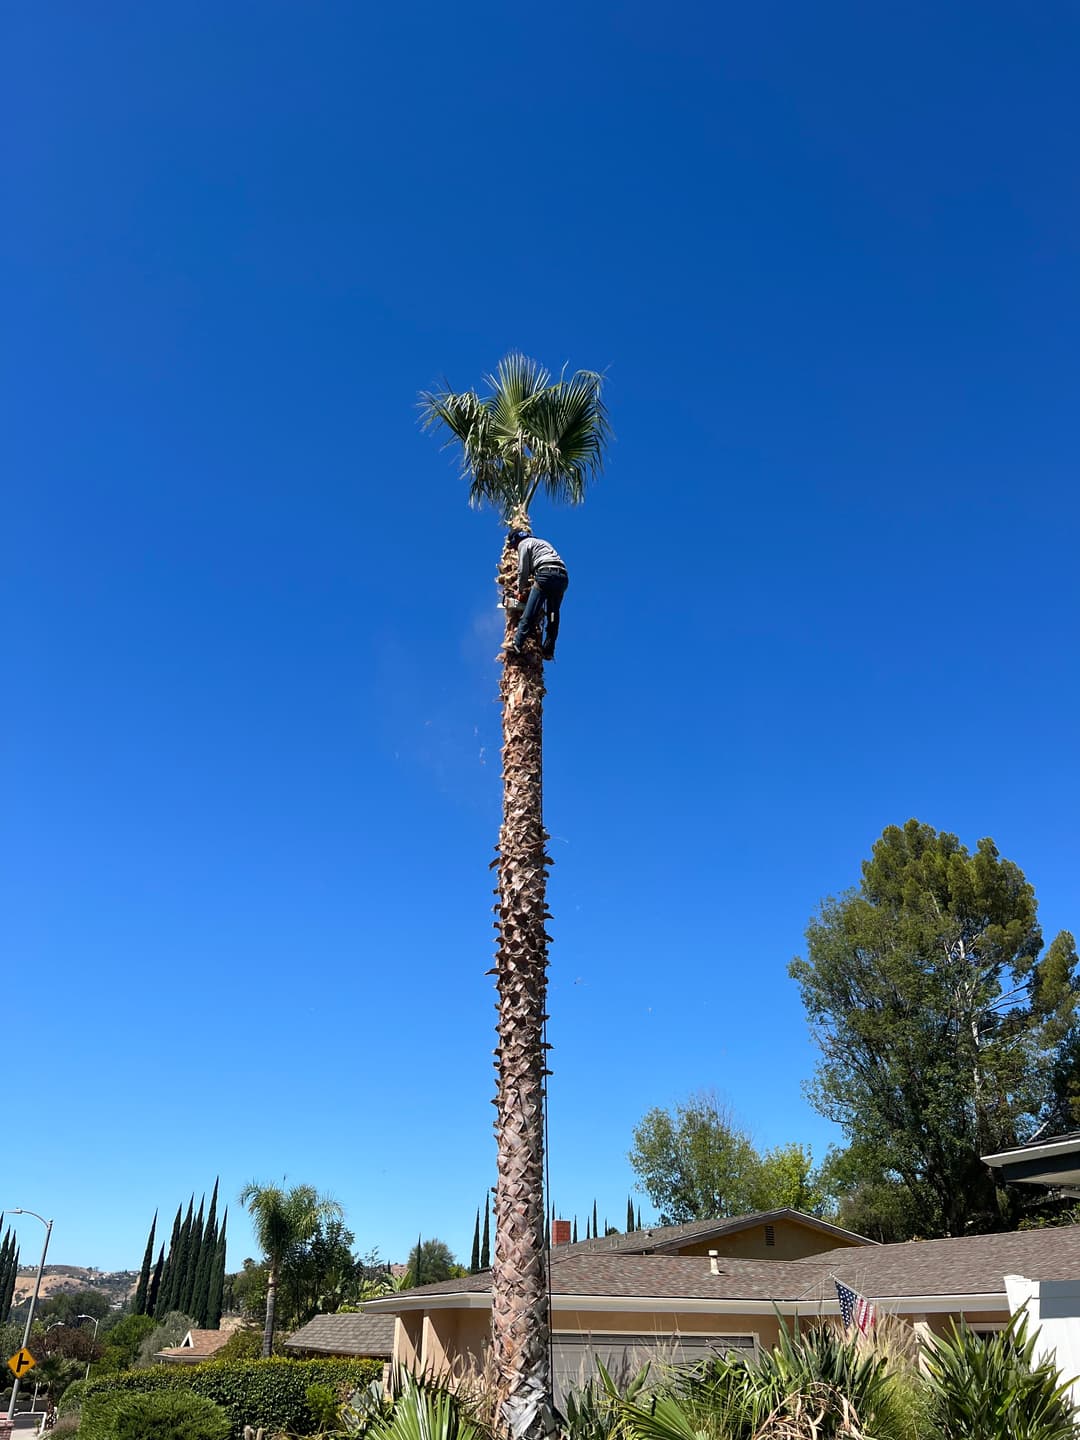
[421,355,609,1439]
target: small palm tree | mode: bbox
[421,354,609,1437]
[239,1181,343,1357]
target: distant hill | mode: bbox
[13,1265,137,1308]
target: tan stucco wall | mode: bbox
[674,1220,865,1261]
[391,1299,1012,1377]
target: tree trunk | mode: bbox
[262,1264,277,1358]
[491,532,552,1440]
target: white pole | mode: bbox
[6,1210,53,1421]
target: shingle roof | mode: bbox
[821,1224,1080,1299]
[554,1210,874,1258]
[366,1224,1080,1310]
[285,1312,395,1358]
[156,1329,231,1363]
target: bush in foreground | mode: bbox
[80,1388,230,1440]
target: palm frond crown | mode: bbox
[420,351,610,523]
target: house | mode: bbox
[364,1210,1080,1408]
[285,1312,396,1362]
[984,1130,1080,1197]
[156,1328,231,1365]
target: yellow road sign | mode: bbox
[8,1347,34,1377]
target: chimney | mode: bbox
[708,1249,720,1275]
[553,1219,572,1246]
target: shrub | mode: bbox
[924,1313,1077,1440]
[306,1381,342,1430]
[60,1357,383,1439]
[80,1388,230,1440]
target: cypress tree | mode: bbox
[592,1200,598,1238]
[480,1199,490,1270]
[133,1212,157,1315]
[470,1209,480,1273]
[2,1244,19,1323]
[155,1205,183,1317]
[572,1217,578,1243]
[207,1210,227,1329]
[627,1196,635,1233]
[193,1181,218,1325]
[147,1244,165,1318]
[180,1199,205,1317]
[165,1198,194,1316]
[636,1205,642,1230]
[585,1215,591,1240]
[0,1230,11,1322]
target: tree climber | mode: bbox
[505,529,569,661]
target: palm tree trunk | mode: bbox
[262,1263,277,1358]
[491,534,552,1439]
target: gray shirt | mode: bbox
[517,537,566,590]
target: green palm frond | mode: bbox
[524,368,610,509]
[420,352,610,523]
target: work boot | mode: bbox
[542,642,556,661]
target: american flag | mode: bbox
[835,1280,876,1334]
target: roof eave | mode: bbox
[367,1290,1008,1317]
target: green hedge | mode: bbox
[61,1356,383,1439]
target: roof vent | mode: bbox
[708,1249,720,1275]
[764,1224,776,1247]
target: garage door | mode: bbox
[553,1330,756,1410]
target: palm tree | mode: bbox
[238,1181,343,1356]
[421,354,610,1437]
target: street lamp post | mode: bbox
[75,1314,101,1381]
[4,1208,53,1423]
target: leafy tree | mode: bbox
[94,1312,158,1373]
[407,1238,459,1286]
[749,1143,833,1216]
[422,352,609,1437]
[790,820,1079,1238]
[239,1181,342,1357]
[135,1310,196,1367]
[225,1258,268,1323]
[133,1212,157,1316]
[39,1290,110,1326]
[629,1092,761,1223]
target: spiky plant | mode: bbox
[421,353,609,1439]
[923,1312,1077,1440]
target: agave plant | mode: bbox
[356,1374,489,1440]
[923,1312,1077,1440]
[563,1359,652,1440]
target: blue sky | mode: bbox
[4,0,1078,1272]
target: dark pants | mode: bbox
[514,568,568,653]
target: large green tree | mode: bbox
[422,353,609,1438]
[239,1182,342,1357]
[790,819,1079,1237]
[630,1092,784,1223]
